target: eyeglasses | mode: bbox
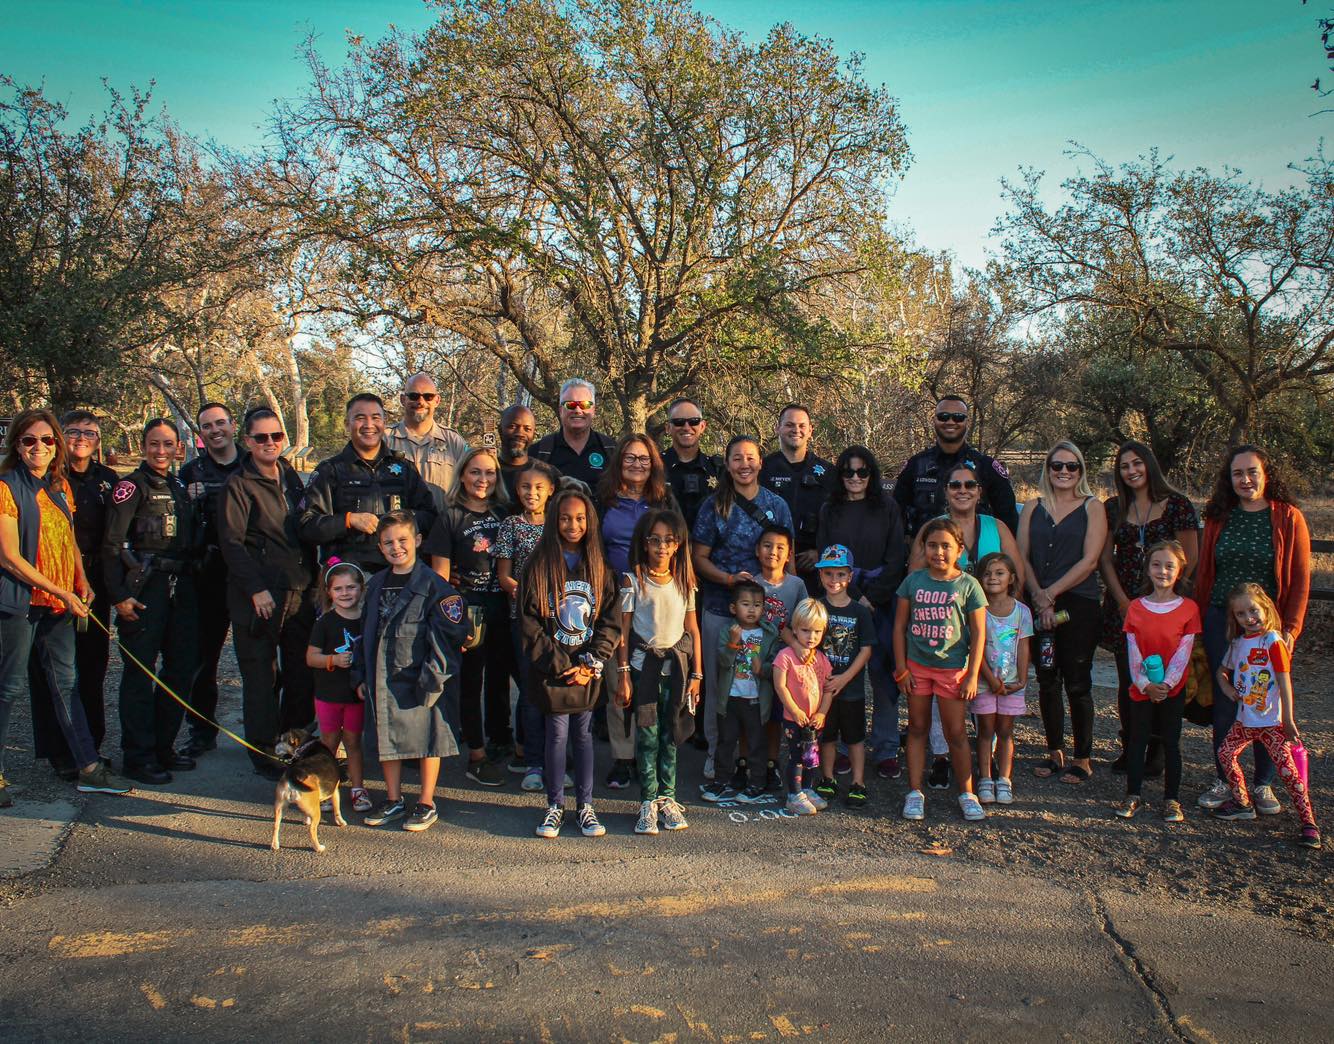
[19,434,57,448]
[935,411,968,424]
[1048,460,1082,473]
[669,416,703,428]
[561,400,594,412]
[249,431,286,444]
[403,392,438,402]
[646,535,679,547]
[842,467,870,478]
[65,428,100,442]
[947,479,979,490]
[623,454,652,466]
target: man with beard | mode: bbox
[385,372,470,513]
[497,404,538,502]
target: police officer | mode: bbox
[28,411,119,777]
[759,402,835,573]
[531,378,617,491]
[102,418,201,785]
[385,372,470,512]
[299,393,437,573]
[891,394,1018,537]
[178,401,244,757]
[662,396,722,530]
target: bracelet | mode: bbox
[345,512,353,530]
[725,642,742,651]
[327,655,335,671]
[893,669,912,685]
[689,672,703,681]
[617,665,631,673]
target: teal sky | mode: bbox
[1,0,1325,268]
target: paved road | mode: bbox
[2,713,1330,1044]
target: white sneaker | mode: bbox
[656,797,689,831]
[994,777,1013,804]
[959,792,986,821]
[634,800,659,835]
[521,770,544,792]
[801,787,828,811]
[1253,785,1282,815]
[977,778,996,804]
[703,754,715,781]
[902,789,925,820]
[1197,779,1231,809]
[785,792,818,816]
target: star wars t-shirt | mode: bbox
[818,596,875,701]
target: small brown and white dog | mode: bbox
[270,728,345,853]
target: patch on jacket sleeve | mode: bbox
[441,594,464,625]
[992,458,1010,478]
[112,480,136,504]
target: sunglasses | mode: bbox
[842,466,870,478]
[65,428,100,441]
[947,479,979,490]
[403,392,438,402]
[249,431,286,444]
[1048,460,1082,473]
[669,416,703,428]
[561,400,594,412]
[19,434,57,448]
[936,411,968,424]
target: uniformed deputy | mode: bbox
[29,411,119,777]
[178,401,244,757]
[890,394,1018,537]
[531,378,617,491]
[661,396,722,530]
[102,418,202,785]
[299,393,437,573]
[384,372,470,512]
[759,402,835,572]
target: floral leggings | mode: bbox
[1217,722,1317,826]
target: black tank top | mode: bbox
[1028,498,1099,600]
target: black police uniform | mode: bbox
[29,460,118,766]
[178,448,244,752]
[102,462,201,780]
[532,429,617,492]
[759,451,836,555]
[890,441,1018,537]
[663,447,723,530]
[297,443,437,573]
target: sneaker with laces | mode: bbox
[657,797,689,830]
[814,776,838,800]
[577,805,606,837]
[1299,824,1322,849]
[834,753,852,776]
[785,791,818,816]
[606,759,635,789]
[958,792,986,821]
[404,802,438,832]
[730,758,749,790]
[736,784,767,803]
[801,787,828,811]
[75,764,132,795]
[765,760,782,791]
[351,787,373,813]
[1162,799,1184,823]
[1114,796,1141,819]
[928,757,950,790]
[536,804,564,838]
[902,789,925,820]
[1197,779,1230,809]
[844,782,867,808]
[466,758,506,787]
[1253,785,1281,815]
[699,781,735,803]
[365,798,406,826]
[977,778,996,804]
[1212,799,1256,821]
[634,800,659,835]
[876,757,901,780]
[702,754,715,781]
[994,777,1014,804]
[521,769,545,792]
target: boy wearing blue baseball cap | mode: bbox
[811,544,876,807]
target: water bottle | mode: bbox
[1143,654,1165,685]
[1290,741,1309,788]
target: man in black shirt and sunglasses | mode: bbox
[531,377,617,491]
[662,397,722,529]
[891,394,1017,537]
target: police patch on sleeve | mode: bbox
[992,458,1010,478]
[112,480,136,504]
[441,594,464,625]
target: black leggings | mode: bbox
[1115,644,1163,757]
[1125,693,1185,799]
[1035,594,1101,760]
[459,593,513,752]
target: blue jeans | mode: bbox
[1202,604,1274,787]
[866,605,900,760]
[545,710,593,807]
[0,607,97,773]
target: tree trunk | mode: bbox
[283,327,310,454]
[1227,398,1256,446]
[622,390,649,436]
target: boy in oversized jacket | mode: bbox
[520,489,621,839]
[351,511,467,833]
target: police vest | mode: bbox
[128,469,192,555]
[328,455,412,518]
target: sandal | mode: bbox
[1060,765,1091,785]
[1033,756,1065,779]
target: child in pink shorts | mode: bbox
[305,561,370,812]
[974,552,1033,806]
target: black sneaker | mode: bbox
[700,782,736,803]
[928,757,950,790]
[403,803,438,832]
[365,798,407,826]
[126,763,172,786]
[736,784,767,803]
[606,759,635,789]
[466,758,506,787]
[765,760,782,792]
[814,776,838,800]
[730,758,749,791]
[50,757,79,782]
[845,782,868,808]
[184,735,217,758]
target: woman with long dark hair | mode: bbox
[1098,440,1199,774]
[1193,445,1310,814]
[0,409,129,804]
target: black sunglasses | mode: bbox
[842,466,870,478]
[1048,460,1082,473]
[249,431,286,444]
[936,411,967,424]
[404,391,438,402]
[669,416,704,428]
[947,479,979,490]
[19,434,57,448]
